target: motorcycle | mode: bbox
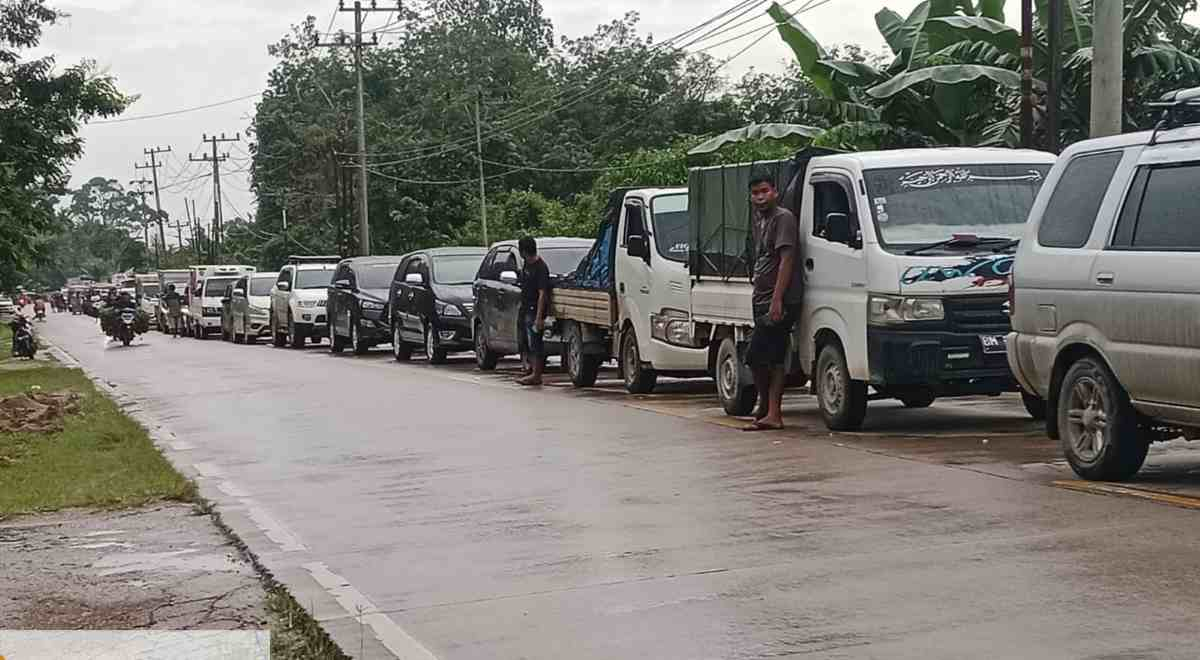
[10,315,35,359]
[101,305,148,346]
[33,299,46,321]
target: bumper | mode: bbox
[432,317,474,350]
[643,338,709,373]
[199,317,222,329]
[250,315,270,335]
[357,315,391,343]
[868,328,1016,395]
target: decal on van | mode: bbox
[896,168,1044,190]
[901,255,1014,289]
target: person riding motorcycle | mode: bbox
[9,313,35,359]
[32,296,46,321]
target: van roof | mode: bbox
[488,237,592,250]
[821,147,1056,169]
[1059,124,1200,159]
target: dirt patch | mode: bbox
[0,503,267,631]
[0,390,81,433]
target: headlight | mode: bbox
[436,302,463,318]
[360,300,385,311]
[868,294,944,325]
[651,308,695,346]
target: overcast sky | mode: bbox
[36,0,1192,242]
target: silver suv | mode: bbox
[1008,88,1200,481]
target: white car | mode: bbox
[270,257,340,349]
[0,296,14,319]
[186,265,256,339]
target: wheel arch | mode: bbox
[1047,342,1118,441]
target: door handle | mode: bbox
[619,283,625,294]
[805,258,815,272]
[1095,272,1115,286]
[639,286,650,294]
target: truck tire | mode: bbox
[621,328,657,394]
[1058,357,1148,481]
[815,342,867,431]
[271,311,285,347]
[716,337,756,417]
[288,314,306,349]
[1021,390,1047,421]
[424,321,448,364]
[393,323,412,362]
[474,321,498,370]
[351,317,370,355]
[565,322,600,388]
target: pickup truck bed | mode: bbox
[551,288,613,328]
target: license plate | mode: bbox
[980,334,1007,354]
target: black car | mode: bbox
[327,256,406,355]
[389,247,488,364]
[472,237,592,370]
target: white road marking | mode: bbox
[304,561,438,660]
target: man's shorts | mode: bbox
[523,313,545,357]
[745,306,796,368]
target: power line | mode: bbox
[88,93,262,125]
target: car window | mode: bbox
[622,205,645,246]
[433,254,486,284]
[357,263,401,289]
[205,278,238,296]
[1124,162,1200,250]
[812,177,857,247]
[249,278,274,296]
[1037,151,1123,249]
[496,250,519,278]
[277,268,291,286]
[478,251,497,281]
[540,247,590,275]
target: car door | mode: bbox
[410,256,433,332]
[273,267,292,327]
[330,263,353,335]
[474,250,498,345]
[1092,156,1200,412]
[801,171,869,376]
[495,248,522,352]
[232,276,247,333]
[616,200,653,345]
[391,256,412,340]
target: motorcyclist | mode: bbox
[9,313,33,358]
[32,295,46,320]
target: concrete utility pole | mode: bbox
[1091,0,1124,137]
[137,146,171,261]
[474,94,489,247]
[189,133,240,263]
[1020,0,1035,148]
[317,0,402,257]
[129,177,154,262]
[1046,0,1063,153]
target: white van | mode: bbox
[186,264,256,339]
[689,147,1056,430]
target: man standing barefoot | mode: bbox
[517,236,551,386]
[743,170,802,431]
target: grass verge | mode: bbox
[0,323,11,362]
[0,365,195,515]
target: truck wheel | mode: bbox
[621,328,657,394]
[393,324,412,362]
[474,321,498,371]
[329,321,345,354]
[1058,357,1148,481]
[565,322,599,388]
[716,337,756,417]
[1021,390,1047,421]
[815,342,867,431]
[272,311,286,347]
[899,390,936,409]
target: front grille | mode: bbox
[315,315,327,324]
[461,302,474,313]
[945,295,1010,333]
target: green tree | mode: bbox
[1,0,131,289]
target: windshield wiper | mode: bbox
[991,238,1021,253]
[905,235,1015,256]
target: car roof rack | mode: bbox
[286,255,342,265]
[1147,86,1200,145]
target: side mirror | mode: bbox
[233,288,246,298]
[276,281,290,292]
[627,235,651,264]
[405,272,425,285]
[825,212,851,245]
[333,279,352,290]
[499,270,519,285]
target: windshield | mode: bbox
[357,262,400,289]
[161,273,190,286]
[204,278,237,296]
[434,254,486,285]
[296,269,333,289]
[141,285,160,297]
[541,247,591,276]
[249,278,274,296]
[863,164,1051,250]
[650,193,689,263]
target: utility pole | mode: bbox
[1091,0,1124,137]
[474,94,489,246]
[138,146,171,262]
[191,199,202,261]
[317,1,401,256]
[190,133,240,263]
[129,177,154,261]
[1020,0,1034,148]
[1047,0,1063,153]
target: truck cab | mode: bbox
[554,188,708,393]
[186,265,256,339]
[690,148,1056,429]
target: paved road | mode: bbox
[40,314,1200,659]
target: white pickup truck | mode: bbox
[185,264,256,339]
[689,147,1055,430]
[552,188,709,393]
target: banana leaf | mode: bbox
[687,124,824,157]
[866,64,1021,98]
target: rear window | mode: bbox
[1122,163,1200,250]
[249,278,275,296]
[1037,151,1123,248]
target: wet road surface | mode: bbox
[40,315,1200,659]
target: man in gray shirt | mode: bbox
[744,170,802,431]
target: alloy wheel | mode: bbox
[1065,376,1110,463]
[820,361,845,415]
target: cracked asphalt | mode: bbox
[39,314,1200,659]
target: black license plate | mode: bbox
[980,334,1007,354]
